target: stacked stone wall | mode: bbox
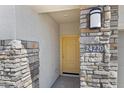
[80,5,118,88]
[0,39,39,88]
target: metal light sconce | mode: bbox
[89,7,102,29]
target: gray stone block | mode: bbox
[94,71,109,75]
[81,33,86,37]
[86,70,93,74]
[80,36,99,44]
[80,44,85,49]
[4,68,11,72]
[80,82,87,87]
[92,83,100,88]
[80,49,85,53]
[80,23,87,28]
[100,79,109,83]
[2,76,11,81]
[80,71,86,76]
[110,50,118,53]
[81,65,98,70]
[85,56,103,62]
[80,15,87,19]
[0,86,6,88]
[109,67,118,71]
[81,63,94,66]
[89,32,103,36]
[80,19,87,23]
[80,10,89,15]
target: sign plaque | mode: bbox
[85,44,105,53]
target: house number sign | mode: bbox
[85,44,105,53]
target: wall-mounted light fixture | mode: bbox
[89,7,102,29]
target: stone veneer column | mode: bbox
[80,5,118,88]
[0,40,39,88]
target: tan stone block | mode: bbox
[81,29,98,33]
[105,11,111,20]
[104,5,111,11]
[80,77,85,81]
[110,44,117,49]
[85,75,92,81]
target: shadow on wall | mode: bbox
[0,39,39,88]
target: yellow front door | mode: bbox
[62,36,80,74]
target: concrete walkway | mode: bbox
[51,76,80,88]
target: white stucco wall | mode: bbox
[0,6,16,39]
[60,22,80,36]
[114,6,124,87]
[15,6,60,88]
[119,5,124,29]
[0,5,60,88]
[118,31,124,88]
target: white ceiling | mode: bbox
[48,9,80,24]
[32,5,81,13]
[32,5,92,24]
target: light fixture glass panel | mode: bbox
[89,8,101,29]
[90,13,101,28]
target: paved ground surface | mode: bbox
[51,76,80,88]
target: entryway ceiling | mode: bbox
[48,9,80,24]
[32,5,81,13]
[32,5,93,24]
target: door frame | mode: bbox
[60,35,80,75]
